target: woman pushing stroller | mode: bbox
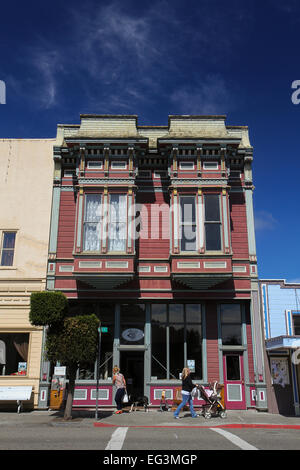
[174,367,199,419]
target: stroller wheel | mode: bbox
[204,411,212,419]
[219,410,227,419]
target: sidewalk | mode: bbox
[1,408,300,429]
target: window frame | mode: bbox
[0,230,17,267]
[86,160,103,170]
[151,303,203,380]
[179,195,197,252]
[220,304,243,346]
[111,161,127,170]
[179,161,195,170]
[204,193,222,252]
[0,332,30,376]
[108,193,128,253]
[203,161,219,170]
[82,193,102,252]
[292,312,300,336]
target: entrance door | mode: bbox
[120,351,144,397]
[223,353,246,409]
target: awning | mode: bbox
[171,273,232,290]
[74,273,134,290]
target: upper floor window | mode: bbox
[108,194,127,252]
[111,161,127,170]
[87,160,103,169]
[203,161,218,170]
[83,194,102,251]
[180,196,196,252]
[179,161,194,170]
[1,231,16,266]
[204,194,221,251]
[293,313,300,335]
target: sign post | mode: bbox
[95,324,102,420]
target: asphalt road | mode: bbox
[0,412,299,455]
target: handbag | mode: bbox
[191,386,198,398]
[122,390,129,403]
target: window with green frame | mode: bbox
[151,304,203,380]
[220,304,242,345]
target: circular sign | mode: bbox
[122,328,144,342]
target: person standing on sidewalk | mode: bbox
[112,366,127,414]
[174,367,199,419]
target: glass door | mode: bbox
[223,353,246,409]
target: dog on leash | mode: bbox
[128,394,149,412]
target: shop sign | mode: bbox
[0,386,32,400]
[54,366,66,376]
[122,328,144,342]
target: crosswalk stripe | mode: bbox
[105,427,129,450]
[210,428,258,450]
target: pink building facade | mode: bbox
[39,114,267,411]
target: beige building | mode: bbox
[0,139,54,409]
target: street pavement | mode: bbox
[0,408,299,456]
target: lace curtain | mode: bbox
[83,194,102,251]
[109,194,127,251]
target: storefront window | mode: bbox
[0,333,29,376]
[68,301,114,381]
[221,304,242,345]
[151,304,203,380]
[120,304,145,345]
[169,324,184,378]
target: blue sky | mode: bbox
[1,0,299,281]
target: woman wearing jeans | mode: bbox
[174,367,199,419]
[112,366,127,414]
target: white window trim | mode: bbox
[179,161,195,170]
[204,194,223,252]
[111,161,127,169]
[0,229,18,268]
[203,161,219,170]
[87,160,103,169]
[154,266,168,273]
[179,195,197,253]
[138,265,151,272]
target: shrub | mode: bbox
[29,291,68,326]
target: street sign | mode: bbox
[101,327,108,333]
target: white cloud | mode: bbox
[254,210,278,231]
[170,76,232,114]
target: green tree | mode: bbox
[30,292,99,420]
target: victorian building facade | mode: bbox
[39,114,267,411]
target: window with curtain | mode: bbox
[108,194,127,251]
[0,333,29,376]
[83,194,102,251]
[179,196,196,252]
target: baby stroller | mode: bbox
[199,382,227,419]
